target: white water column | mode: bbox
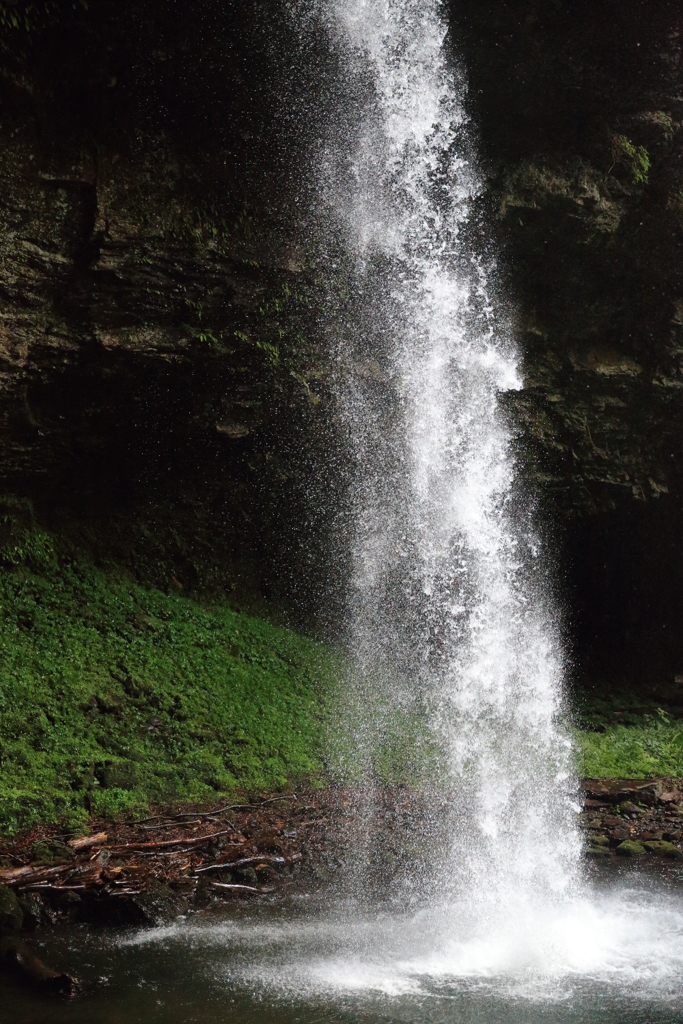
[319,0,581,904]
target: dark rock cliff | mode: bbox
[0,0,339,627]
[454,0,683,692]
[0,0,681,690]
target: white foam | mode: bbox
[119,886,683,1006]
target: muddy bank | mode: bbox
[1,780,682,940]
[581,777,683,857]
[0,792,343,931]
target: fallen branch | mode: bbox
[21,884,86,892]
[209,882,276,893]
[130,795,296,827]
[195,853,301,874]
[139,821,202,831]
[68,832,107,851]
[174,795,298,820]
[104,829,244,851]
[0,863,71,886]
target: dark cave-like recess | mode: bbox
[0,0,682,688]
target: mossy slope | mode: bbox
[577,718,683,779]
[0,515,331,835]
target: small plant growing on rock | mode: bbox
[611,133,651,185]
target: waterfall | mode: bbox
[317,0,582,903]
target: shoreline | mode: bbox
[1,778,683,939]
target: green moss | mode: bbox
[643,841,683,859]
[0,510,335,835]
[576,714,683,778]
[615,840,646,856]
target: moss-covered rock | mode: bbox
[616,840,646,856]
[643,840,683,859]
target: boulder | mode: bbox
[619,801,644,816]
[18,892,45,931]
[615,841,646,856]
[82,880,188,927]
[643,841,683,859]
[584,780,661,807]
[0,936,77,996]
[0,885,23,933]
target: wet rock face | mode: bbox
[0,0,340,624]
[0,885,23,933]
[581,778,683,854]
[0,1,682,680]
[452,0,683,688]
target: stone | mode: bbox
[0,937,77,996]
[586,846,611,857]
[615,841,646,856]
[43,888,82,916]
[0,885,23,933]
[589,834,610,846]
[619,801,644,816]
[585,781,662,807]
[643,841,683,859]
[82,880,188,927]
[17,893,44,931]
[29,840,74,865]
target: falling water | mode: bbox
[319,0,581,903]
[27,6,683,1017]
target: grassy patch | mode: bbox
[0,507,334,835]
[576,714,683,778]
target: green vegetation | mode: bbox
[0,0,86,35]
[576,713,683,778]
[5,495,683,838]
[611,133,651,185]
[0,501,333,835]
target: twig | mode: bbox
[104,829,243,851]
[209,882,276,893]
[195,853,301,874]
[129,814,173,825]
[20,884,87,892]
[130,849,206,857]
[174,795,298,820]
[139,821,202,831]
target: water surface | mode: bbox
[5,866,683,1024]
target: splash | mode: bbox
[319,0,581,902]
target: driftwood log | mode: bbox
[0,937,78,996]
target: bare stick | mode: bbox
[68,832,108,851]
[195,853,301,874]
[105,829,244,851]
[209,882,276,893]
